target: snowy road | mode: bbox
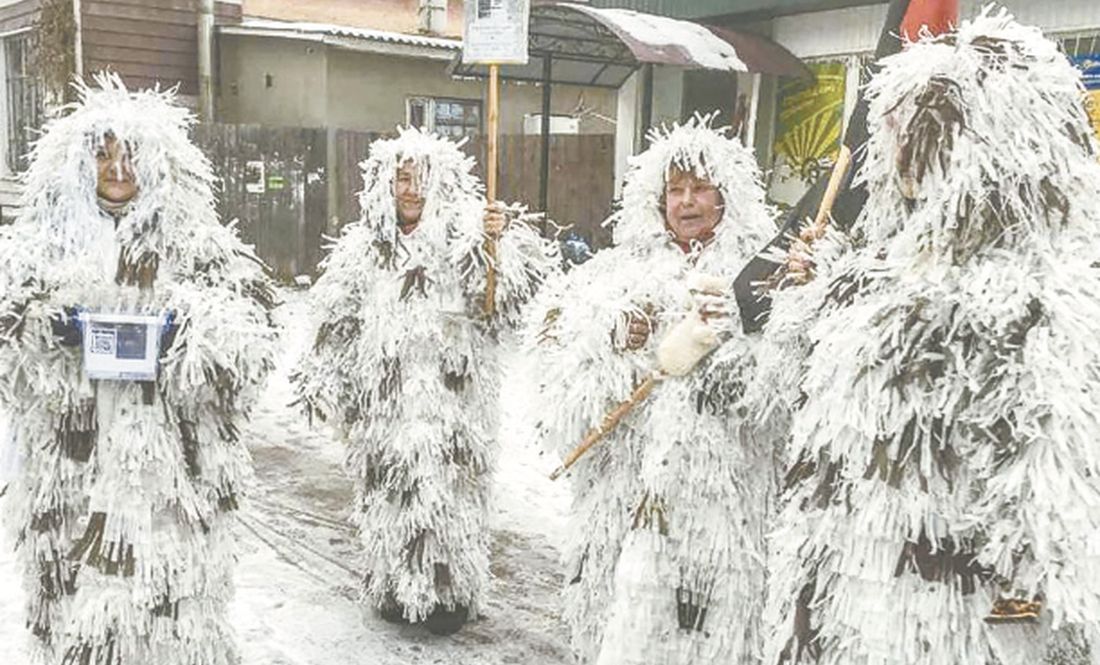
[0,291,575,664]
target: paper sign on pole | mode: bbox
[463,0,530,65]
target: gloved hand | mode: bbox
[656,310,719,376]
[49,307,82,347]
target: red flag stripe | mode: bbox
[900,0,959,42]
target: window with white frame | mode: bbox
[4,30,41,173]
[406,97,482,139]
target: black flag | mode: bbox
[733,0,958,333]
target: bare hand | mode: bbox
[785,237,815,285]
[483,201,508,238]
[799,219,826,243]
[624,313,652,350]
[695,294,730,323]
[686,272,729,322]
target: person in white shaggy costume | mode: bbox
[0,74,276,665]
[527,118,781,665]
[293,127,558,635]
[761,8,1100,665]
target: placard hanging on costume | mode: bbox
[79,311,168,381]
[463,0,530,64]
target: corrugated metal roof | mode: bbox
[221,17,462,51]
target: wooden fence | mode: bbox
[475,134,615,250]
[196,125,615,281]
[193,123,327,282]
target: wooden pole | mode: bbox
[487,64,500,202]
[549,372,662,480]
[484,63,500,317]
[804,144,852,241]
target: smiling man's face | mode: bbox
[664,167,723,245]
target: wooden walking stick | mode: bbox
[548,278,728,480]
[483,64,500,318]
[549,371,663,481]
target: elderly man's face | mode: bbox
[665,168,723,245]
[96,133,137,204]
[393,159,425,228]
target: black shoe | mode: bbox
[423,603,469,635]
[378,593,407,625]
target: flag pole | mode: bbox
[732,0,962,334]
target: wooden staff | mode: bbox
[805,144,852,241]
[483,64,500,318]
[549,371,663,481]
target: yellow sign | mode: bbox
[1087,90,1100,146]
[774,61,846,184]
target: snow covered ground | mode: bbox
[0,289,575,664]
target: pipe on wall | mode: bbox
[198,0,215,122]
[73,0,83,79]
[419,0,448,35]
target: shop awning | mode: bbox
[449,2,811,87]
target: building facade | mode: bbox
[593,0,1100,204]
[0,0,243,213]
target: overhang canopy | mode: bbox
[450,2,810,88]
[587,0,884,22]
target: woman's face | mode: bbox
[664,168,724,244]
[96,134,137,204]
[393,159,425,227]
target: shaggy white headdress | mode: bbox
[611,116,776,262]
[857,6,1100,256]
[16,72,225,268]
[355,126,484,245]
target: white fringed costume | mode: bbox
[0,75,276,664]
[763,9,1100,665]
[527,120,780,664]
[293,128,557,626]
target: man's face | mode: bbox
[95,133,137,204]
[664,168,723,244]
[393,159,424,227]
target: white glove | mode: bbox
[656,310,719,377]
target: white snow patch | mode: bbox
[581,6,748,72]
